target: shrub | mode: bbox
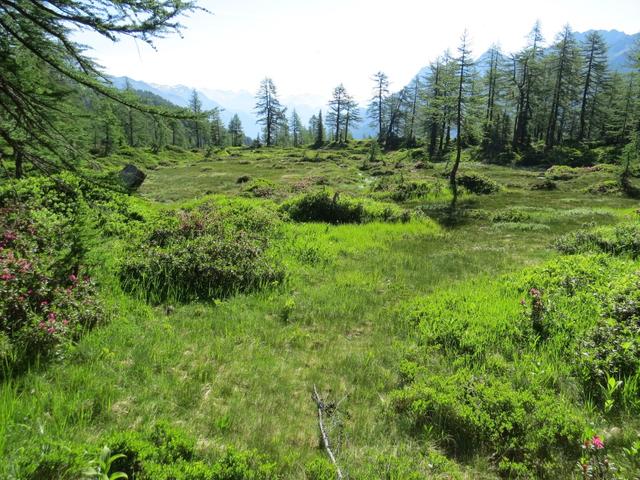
[545,165,580,181]
[390,181,432,201]
[554,222,640,258]
[586,180,620,195]
[0,176,103,369]
[531,178,558,190]
[27,424,279,480]
[281,190,411,224]
[393,370,584,477]
[242,178,277,197]
[491,207,533,223]
[456,173,500,194]
[119,202,284,303]
[545,146,597,167]
[578,272,640,401]
[107,424,278,480]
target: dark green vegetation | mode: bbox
[2,142,640,479]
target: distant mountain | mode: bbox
[110,76,376,138]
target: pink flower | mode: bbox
[0,272,14,281]
[38,321,46,330]
[592,436,604,449]
[47,327,56,334]
[69,274,77,282]
[48,312,57,322]
[40,300,49,306]
[62,319,69,326]
[3,231,17,242]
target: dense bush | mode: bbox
[242,178,277,197]
[545,165,580,180]
[554,221,640,258]
[456,173,500,194]
[27,423,278,480]
[393,369,584,477]
[0,176,103,368]
[120,201,284,303]
[544,145,597,167]
[393,254,640,477]
[281,190,411,224]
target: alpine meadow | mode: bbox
[2,1,640,479]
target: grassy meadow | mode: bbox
[2,143,640,479]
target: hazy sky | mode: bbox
[77,0,640,103]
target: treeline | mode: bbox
[252,23,639,167]
[85,81,253,156]
[365,23,640,164]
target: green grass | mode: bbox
[2,143,639,478]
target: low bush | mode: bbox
[0,175,103,369]
[545,165,580,181]
[281,190,411,224]
[531,178,558,190]
[586,180,621,195]
[393,370,584,478]
[27,423,279,480]
[544,146,597,167]
[394,254,639,477]
[456,173,500,194]
[491,207,533,223]
[242,178,277,197]
[119,201,284,303]
[554,222,640,258]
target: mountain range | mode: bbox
[110,29,638,140]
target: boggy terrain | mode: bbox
[1,143,640,479]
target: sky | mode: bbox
[76,0,640,104]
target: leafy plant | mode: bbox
[83,446,128,480]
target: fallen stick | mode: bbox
[312,385,344,480]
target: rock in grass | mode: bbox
[119,164,146,191]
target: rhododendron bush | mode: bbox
[0,177,103,369]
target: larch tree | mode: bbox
[450,30,474,194]
[254,77,286,147]
[545,25,580,148]
[343,98,361,143]
[367,72,390,144]
[578,31,608,142]
[228,114,244,146]
[327,84,349,143]
[314,110,325,148]
[512,21,545,151]
[188,89,204,148]
[290,110,304,147]
[0,0,199,177]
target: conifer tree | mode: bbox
[0,0,198,175]
[254,78,286,147]
[367,72,390,144]
[228,114,244,146]
[450,30,474,193]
